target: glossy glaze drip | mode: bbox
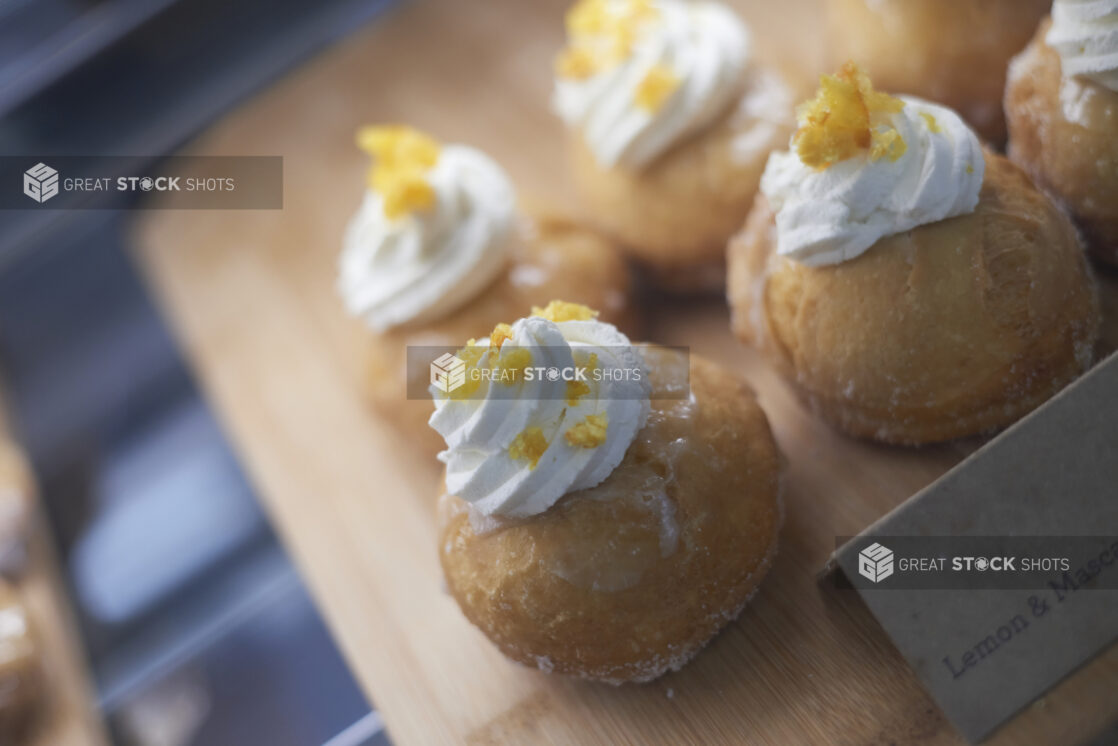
[539,348,697,592]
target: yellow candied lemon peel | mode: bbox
[509,427,549,468]
[531,300,599,323]
[565,413,609,448]
[920,111,942,134]
[485,322,532,384]
[556,46,599,79]
[444,339,486,401]
[453,322,527,384]
[793,63,907,171]
[566,350,598,404]
[447,305,604,399]
[566,379,591,405]
[355,125,441,219]
[495,348,532,382]
[442,320,537,400]
[635,63,680,112]
[555,0,660,81]
[489,323,514,349]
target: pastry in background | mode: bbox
[1006,8,1118,266]
[434,302,782,682]
[337,126,636,454]
[728,64,1100,445]
[0,442,33,579]
[553,0,795,293]
[824,0,1051,145]
[0,580,40,739]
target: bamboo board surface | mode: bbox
[0,398,107,746]
[131,1,1118,743]
[22,515,109,746]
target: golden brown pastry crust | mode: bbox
[1006,19,1118,266]
[728,153,1101,445]
[438,348,782,683]
[363,213,637,455]
[568,68,795,294]
[825,0,1050,145]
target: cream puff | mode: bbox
[824,0,1051,145]
[337,127,636,454]
[553,0,796,293]
[432,302,782,683]
[0,581,40,738]
[728,64,1100,445]
[1006,7,1118,266]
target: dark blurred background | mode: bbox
[0,0,397,743]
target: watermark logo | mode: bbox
[836,536,1114,590]
[407,344,689,400]
[430,352,466,394]
[23,162,59,203]
[858,542,895,584]
[2,156,283,210]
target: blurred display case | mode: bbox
[0,0,396,743]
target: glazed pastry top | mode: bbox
[1048,0,1118,91]
[759,64,984,267]
[430,301,650,518]
[338,126,514,332]
[553,0,750,169]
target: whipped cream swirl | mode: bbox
[760,97,985,267]
[1048,0,1118,91]
[338,145,514,331]
[430,311,650,518]
[553,0,750,170]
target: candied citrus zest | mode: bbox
[869,127,907,162]
[455,341,486,367]
[793,62,907,171]
[355,125,441,218]
[565,379,591,405]
[495,348,532,383]
[446,342,486,400]
[634,63,679,112]
[566,0,610,35]
[489,323,514,349]
[555,0,661,80]
[920,111,942,134]
[555,46,599,79]
[531,300,599,322]
[509,427,549,468]
[565,413,609,448]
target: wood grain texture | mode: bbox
[21,515,109,746]
[0,400,106,746]
[130,1,1118,743]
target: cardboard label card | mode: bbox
[829,353,1118,743]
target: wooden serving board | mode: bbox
[22,515,109,746]
[0,396,107,746]
[131,1,1118,743]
